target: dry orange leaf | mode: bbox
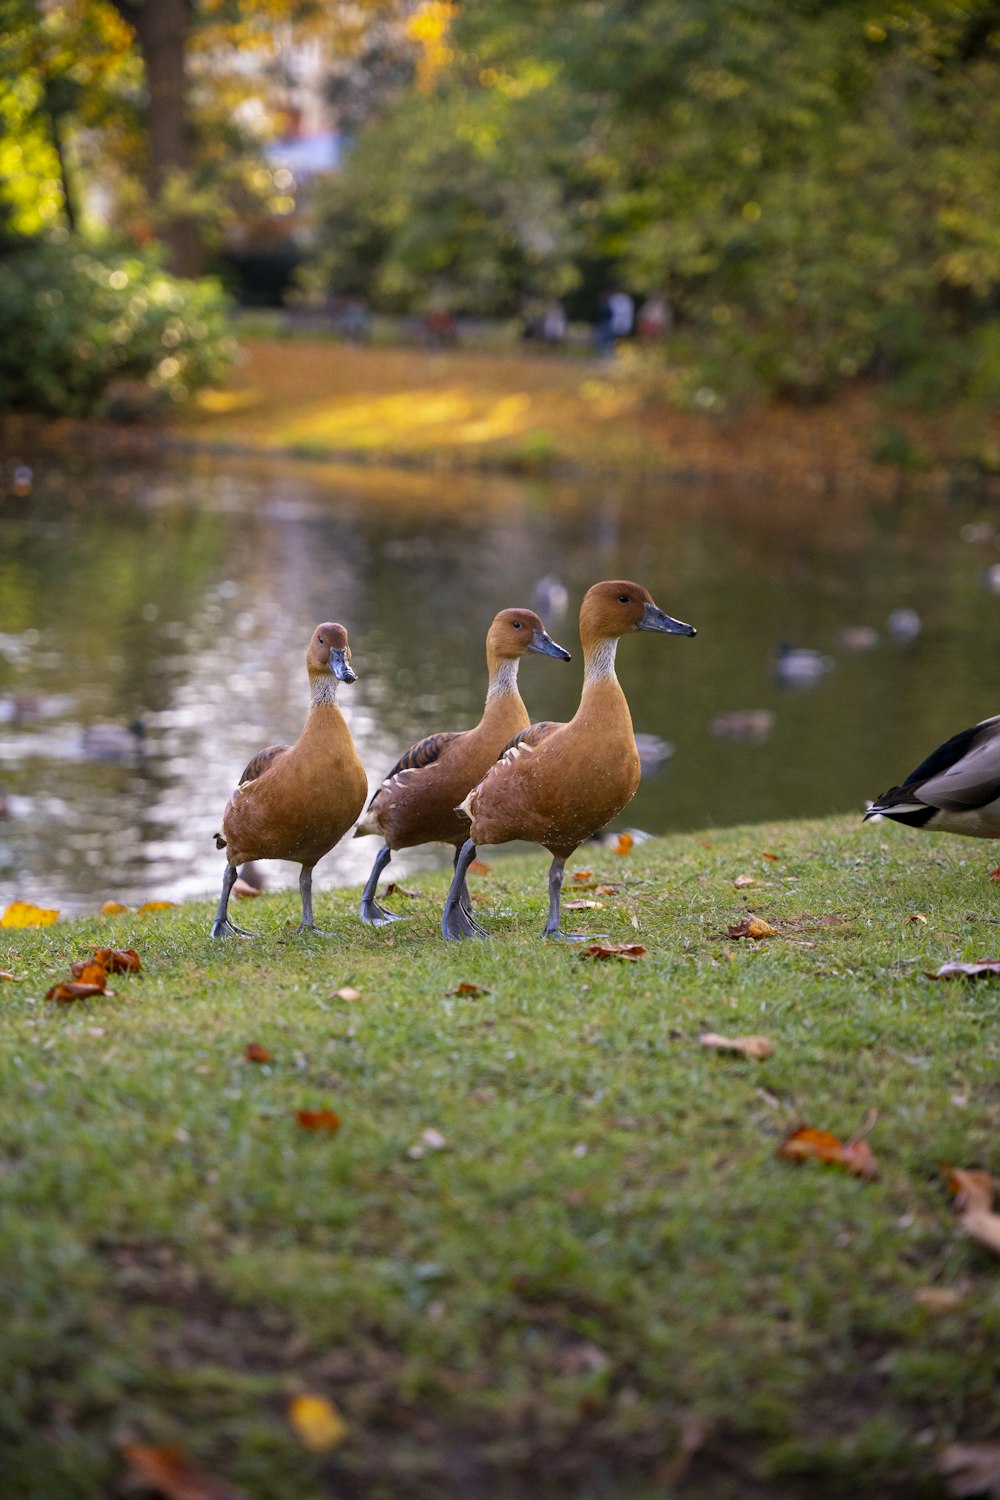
[468,858,491,874]
[573,870,594,881]
[1,900,59,927]
[761,851,780,861]
[288,1393,348,1452]
[937,1440,1000,1498]
[1,970,16,982]
[945,1168,1000,1256]
[612,832,634,856]
[244,1043,270,1063]
[137,900,177,913]
[384,882,424,899]
[565,898,604,910]
[777,1125,880,1181]
[579,943,648,961]
[94,947,141,973]
[45,980,107,1003]
[727,916,777,940]
[453,981,490,995]
[335,986,362,1002]
[100,899,130,915]
[118,1441,251,1500]
[296,1109,342,1133]
[594,883,620,896]
[69,960,109,987]
[699,1031,775,1060]
[989,867,1000,882]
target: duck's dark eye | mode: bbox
[618,594,630,604]
[319,635,325,643]
[513,620,522,629]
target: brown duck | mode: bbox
[442,580,696,941]
[354,608,571,927]
[211,622,367,938]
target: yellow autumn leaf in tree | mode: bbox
[1,901,59,927]
[288,1394,348,1452]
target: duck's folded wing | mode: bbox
[905,716,1000,810]
[497,720,563,764]
[366,731,462,807]
[239,744,289,786]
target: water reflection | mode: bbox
[2,453,999,913]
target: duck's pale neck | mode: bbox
[308,673,342,710]
[582,637,619,686]
[485,656,521,703]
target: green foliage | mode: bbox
[309,0,1000,403]
[0,237,236,417]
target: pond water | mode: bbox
[2,452,1000,915]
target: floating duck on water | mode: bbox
[711,709,775,743]
[211,622,367,938]
[354,608,571,926]
[865,713,1000,841]
[80,719,147,762]
[773,644,833,689]
[442,580,696,941]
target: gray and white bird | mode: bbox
[865,713,1000,839]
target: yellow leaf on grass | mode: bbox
[289,1393,348,1452]
[137,900,177,913]
[1,901,59,927]
[100,900,130,915]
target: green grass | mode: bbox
[2,816,999,1499]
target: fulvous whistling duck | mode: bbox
[865,713,1000,841]
[211,622,367,938]
[354,608,571,928]
[442,580,696,941]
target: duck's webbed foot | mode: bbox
[359,843,406,927]
[211,863,258,939]
[442,839,488,941]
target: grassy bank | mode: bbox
[173,339,997,491]
[1,815,999,1499]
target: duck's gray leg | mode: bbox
[211,862,257,939]
[454,843,487,934]
[296,864,331,935]
[442,839,487,940]
[360,843,404,926]
[543,856,603,941]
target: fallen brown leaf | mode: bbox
[384,882,424,899]
[926,959,1000,980]
[118,1441,251,1500]
[453,981,490,995]
[733,874,756,888]
[100,899,130,915]
[594,883,620,896]
[244,1043,270,1063]
[137,900,177,913]
[565,898,604,910]
[945,1168,1000,1256]
[913,1286,963,1312]
[612,832,634,856]
[761,851,780,861]
[937,1440,1000,1498]
[777,1125,880,1181]
[573,870,594,881]
[335,986,362,1002]
[296,1109,342,1133]
[45,980,107,1003]
[1,970,16,982]
[94,947,142,973]
[579,943,648,961]
[288,1393,348,1452]
[468,858,491,874]
[727,916,777,940]
[989,867,1000,883]
[907,912,928,924]
[70,960,110,986]
[699,1031,775,1060]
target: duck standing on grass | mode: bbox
[865,713,1000,841]
[211,623,367,939]
[442,580,697,941]
[354,608,571,926]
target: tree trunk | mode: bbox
[112,0,202,278]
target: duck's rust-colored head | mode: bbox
[307,622,357,684]
[579,580,696,648]
[487,608,572,664]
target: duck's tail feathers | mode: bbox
[455,792,474,824]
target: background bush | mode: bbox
[0,238,235,418]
